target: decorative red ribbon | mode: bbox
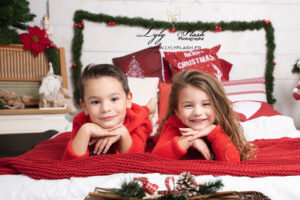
[133,177,158,195]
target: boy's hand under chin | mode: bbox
[90,125,131,155]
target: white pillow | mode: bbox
[128,77,159,125]
[232,101,261,119]
[241,115,300,141]
[222,77,267,102]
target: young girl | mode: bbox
[62,64,155,160]
[152,70,255,162]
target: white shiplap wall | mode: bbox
[45,0,299,128]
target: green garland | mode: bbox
[292,59,300,74]
[44,47,61,75]
[111,180,145,198]
[71,10,276,104]
[0,100,4,109]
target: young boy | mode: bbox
[62,64,155,160]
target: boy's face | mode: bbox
[80,76,132,129]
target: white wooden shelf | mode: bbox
[0,109,70,134]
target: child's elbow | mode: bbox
[224,148,241,163]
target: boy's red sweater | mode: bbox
[62,103,152,160]
[152,115,240,162]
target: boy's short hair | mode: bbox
[79,64,130,100]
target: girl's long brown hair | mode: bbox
[158,70,255,160]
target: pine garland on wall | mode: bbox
[71,10,276,104]
[292,59,300,74]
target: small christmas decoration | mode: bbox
[263,19,271,24]
[273,61,276,66]
[108,21,116,26]
[0,90,30,110]
[75,21,84,29]
[166,6,180,34]
[46,43,57,49]
[126,56,145,78]
[39,64,76,114]
[176,172,198,197]
[42,14,52,39]
[166,6,181,24]
[165,176,175,191]
[19,26,51,56]
[72,64,77,68]
[293,82,300,100]
[169,27,176,33]
[292,60,300,100]
[84,173,239,200]
[133,177,159,195]
[214,25,222,32]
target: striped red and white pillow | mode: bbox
[222,77,267,102]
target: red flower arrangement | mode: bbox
[19,26,51,56]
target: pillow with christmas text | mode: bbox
[112,44,165,82]
[163,45,232,81]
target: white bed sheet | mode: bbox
[1,173,300,200]
[0,115,299,200]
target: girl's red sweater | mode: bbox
[152,115,240,162]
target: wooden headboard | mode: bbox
[0,44,68,106]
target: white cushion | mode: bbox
[222,77,267,102]
[128,77,159,125]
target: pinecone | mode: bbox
[176,172,198,197]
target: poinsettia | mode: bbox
[19,26,51,56]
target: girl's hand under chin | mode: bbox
[192,138,213,160]
[179,124,216,141]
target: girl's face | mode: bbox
[80,76,132,129]
[175,85,216,131]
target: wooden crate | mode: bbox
[0,44,68,114]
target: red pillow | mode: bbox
[112,44,164,81]
[162,57,173,83]
[163,45,232,81]
[157,82,172,124]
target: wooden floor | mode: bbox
[0,130,58,158]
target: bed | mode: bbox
[0,114,299,200]
[1,12,300,200]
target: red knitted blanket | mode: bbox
[1,132,300,179]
